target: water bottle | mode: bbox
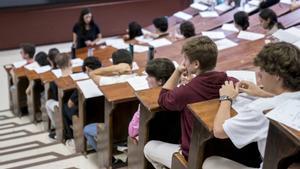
[148,46,155,61]
[87,48,94,57]
[129,44,134,57]
[71,44,76,59]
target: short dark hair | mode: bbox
[254,42,300,91]
[55,53,71,69]
[153,17,168,32]
[35,52,50,66]
[259,8,284,30]
[146,58,175,85]
[48,48,60,68]
[182,36,218,72]
[234,11,249,30]
[112,49,133,65]
[82,56,102,72]
[180,21,195,38]
[128,21,143,40]
[20,43,35,58]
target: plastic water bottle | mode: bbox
[148,46,155,61]
[87,48,94,57]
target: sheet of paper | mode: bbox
[135,36,154,43]
[272,29,300,43]
[134,45,148,53]
[71,58,83,67]
[239,4,258,13]
[51,69,62,78]
[248,0,261,6]
[13,60,27,68]
[226,70,257,84]
[70,72,89,81]
[215,38,238,51]
[200,11,219,17]
[24,62,40,70]
[284,27,300,39]
[99,74,136,86]
[293,40,300,48]
[76,79,103,99]
[202,31,226,39]
[173,11,193,20]
[190,3,208,11]
[221,23,239,32]
[132,62,139,71]
[215,3,233,12]
[280,0,292,4]
[148,38,172,48]
[127,76,149,91]
[34,65,52,74]
[237,31,265,41]
[266,99,300,131]
[105,38,128,49]
[141,29,152,35]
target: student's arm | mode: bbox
[89,63,131,76]
[92,33,102,45]
[72,33,77,47]
[238,80,275,98]
[162,65,186,90]
[213,81,239,139]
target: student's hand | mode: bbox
[176,62,187,74]
[85,40,93,46]
[180,73,195,85]
[238,80,274,97]
[219,81,239,99]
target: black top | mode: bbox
[49,81,58,101]
[73,23,101,49]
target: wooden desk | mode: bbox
[279,8,300,28]
[263,120,300,169]
[3,64,14,112]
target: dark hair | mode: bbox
[20,43,35,58]
[55,53,71,69]
[254,42,300,91]
[180,21,196,38]
[259,8,284,30]
[35,52,50,66]
[82,56,102,72]
[78,8,95,35]
[48,48,60,68]
[234,11,249,30]
[153,17,168,32]
[182,36,218,72]
[128,21,143,40]
[146,58,175,85]
[112,49,133,66]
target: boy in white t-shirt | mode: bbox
[203,42,300,169]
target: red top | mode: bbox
[158,71,238,159]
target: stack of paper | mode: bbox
[52,69,62,78]
[135,36,154,43]
[173,11,193,20]
[237,31,265,41]
[266,99,300,131]
[202,31,226,39]
[215,38,238,51]
[134,45,148,53]
[215,4,233,12]
[24,62,40,70]
[190,3,208,11]
[13,60,27,68]
[76,79,103,98]
[221,23,239,32]
[70,72,89,81]
[105,39,128,49]
[200,11,219,17]
[226,70,257,84]
[148,38,172,48]
[71,58,84,67]
[34,65,52,74]
[127,76,149,91]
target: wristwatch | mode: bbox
[219,95,233,104]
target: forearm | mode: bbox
[162,69,181,90]
[213,101,231,139]
[93,34,102,43]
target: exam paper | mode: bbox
[202,31,226,39]
[293,40,300,48]
[237,31,265,41]
[221,23,239,32]
[34,65,52,74]
[77,79,103,98]
[190,3,208,11]
[173,11,193,20]
[280,0,292,4]
[200,11,219,17]
[70,72,89,81]
[248,0,261,6]
[52,69,62,78]
[272,29,300,43]
[99,74,136,86]
[134,45,148,53]
[266,99,300,131]
[226,70,257,84]
[71,58,84,67]
[127,76,149,91]
[148,38,172,48]
[215,3,233,12]
[105,39,128,49]
[13,60,27,68]
[135,36,154,43]
[24,62,40,70]
[215,38,238,51]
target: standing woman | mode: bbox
[73,8,102,49]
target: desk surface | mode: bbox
[135,87,161,112]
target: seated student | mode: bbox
[47,48,60,68]
[234,11,249,31]
[63,56,102,141]
[123,21,143,41]
[146,17,169,39]
[90,49,133,83]
[203,42,300,169]
[46,53,73,139]
[143,36,237,169]
[259,8,284,35]
[179,21,196,39]
[128,58,175,140]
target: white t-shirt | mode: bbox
[223,91,300,161]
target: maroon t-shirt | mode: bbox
[158,71,237,159]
